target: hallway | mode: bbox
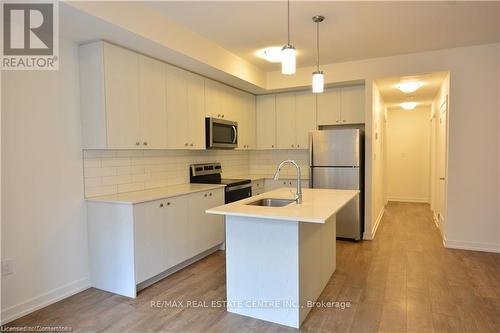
[5,202,500,332]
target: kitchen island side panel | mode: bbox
[225,216,301,328]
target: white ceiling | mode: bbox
[147,1,500,72]
[375,71,448,109]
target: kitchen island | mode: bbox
[206,187,359,328]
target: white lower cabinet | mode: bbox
[251,179,265,196]
[264,179,310,192]
[87,188,224,298]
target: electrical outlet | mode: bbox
[1,259,14,276]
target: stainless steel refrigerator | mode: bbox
[309,129,364,240]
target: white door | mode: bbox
[317,87,341,126]
[256,95,277,149]
[187,72,206,149]
[103,43,141,148]
[139,55,167,149]
[166,65,189,149]
[437,97,448,230]
[276,92,296,149]
[340,85,365,124]
[295,91,317,149]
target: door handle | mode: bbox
[439,177,445,180]
[231,126,237,144]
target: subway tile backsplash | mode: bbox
[83,149,250,197]
[82,149,310,198]
[248,150,309,179]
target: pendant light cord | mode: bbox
[287,0,290,45]
[316,20,320,71]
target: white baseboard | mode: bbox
[387,196,429,203]
[443,237,500,253]
[363,207,385,240]
[1,277,90,325]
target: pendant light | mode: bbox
[312,15,325,93]
[281,0,296,75]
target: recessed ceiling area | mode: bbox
[375,72,449,109]
[147,1,500,71]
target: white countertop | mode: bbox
[86,183,226,205]
[206,188,359,224]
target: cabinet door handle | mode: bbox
[143,142,148,146]
[209,192,212,196]
[185,143,189,146]
[221,114,225,118]
[291,144,294,148]
[297,144,300,148]
[190,143,194,147]
[271,145,274,148]
[336,120,339,123]
[204,193,207,197]
[159,203,164,208]
[217,114,221,117]
[167,202,171,206]
[343,120,346,123]
[136,142,140,146]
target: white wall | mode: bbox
[386,107,431,203]
[1,39,90,323]
[269,43,500,253]
[368,83,387,239]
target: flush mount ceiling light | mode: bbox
[256,46,282,63]
[312,15,325,93]
[400,101,418,110]
[281,0,296,75]
[395,81,424,93]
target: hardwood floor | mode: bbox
[5,202,500,332]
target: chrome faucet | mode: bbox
[273,160,302,204]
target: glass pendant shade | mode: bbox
[312,71,324,93]
[281,45,296,75]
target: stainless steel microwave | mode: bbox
[206,117,238,149]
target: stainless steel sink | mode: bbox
[246,198,296,207]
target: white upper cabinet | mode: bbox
[274,90,317,149]
[103,42,141,149]
[295,91,317,149]
[166,64,189,149]
[256,95,277,149]
[205,79,226,119]
[139,56,167,149]
[317,85,365,126]
[317,88,341,126]
[80,42,166,149]
[80,41,257,151]
[234,90,256,150]
[187,72,206,149]
[276,92,296,149]
[165,66,205,149]
[340,85,365,124]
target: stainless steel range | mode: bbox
[189,162,251,204]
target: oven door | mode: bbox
[225,184,252,203]
[206,118,238,149]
